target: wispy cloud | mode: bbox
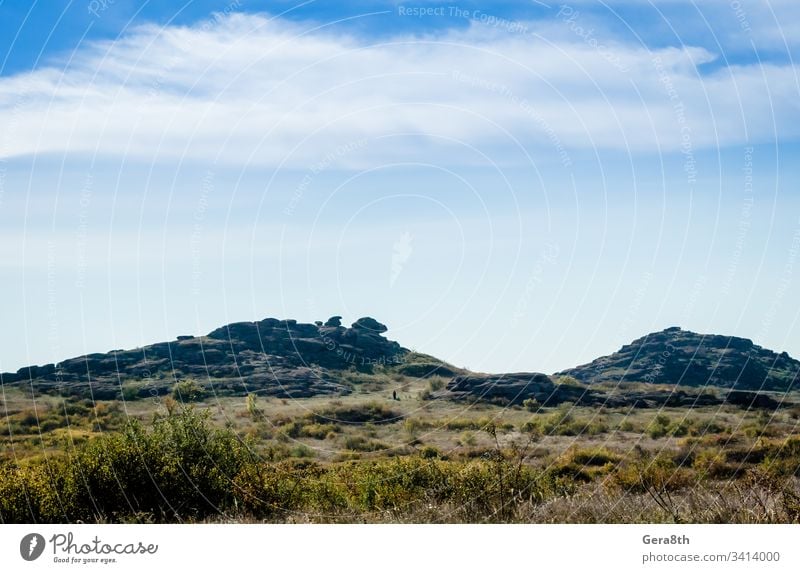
[0,12,797,167]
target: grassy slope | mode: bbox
[2,361,800,523]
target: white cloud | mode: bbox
[0,12,798,167]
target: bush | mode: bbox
[121,386,142,401]
[427,377,446,392]
[419,446,441,459]
[0,407,252,522]
[612,452,694,494]
[522,398,539,412]
[646,414,672,439]
[172,379,207,403]
[403,417,428,436]
[344,436,388,452]
[618,419,635,432]
[312,402,401,425]
[521,407,608,437]
[693,448,734,479]
[565,447,620,467]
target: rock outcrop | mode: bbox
[1,316,407,399]
[2,321,795,410]
[438,373,593,406]
[438,372,783,410]
[557,327,799,392]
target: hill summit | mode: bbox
[2,321,797,407]
[1,316,407,400]
[556,327,799,392]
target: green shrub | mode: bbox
[0,407,252,522]
[428,377,446,392]
[419,446,441,459]
[290,444,315,459]
[565,447,620,467]
[693,448,734,479]
[121,386,142,401]
[312,402,401,425]
[522,398,539,412]
[403,417,428,436]
[612,452,694,493]
[618,419,635,432]
[521,407,608,437]
[646,414,672,439]
[344,436,388,452]
[172,379,207,403]
[459,431,477,446]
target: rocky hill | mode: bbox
[0,316,408,400]
[2,320,797,409]
[556,327,799,392]
[435,328,797,410]
[435,372,726,408]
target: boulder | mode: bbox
[352,317,388,333]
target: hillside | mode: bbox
[0,316,419,400]
[557,327,799,392]
[2,321,797,409]
[3,319,800,525]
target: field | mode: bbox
[2,364,800,524]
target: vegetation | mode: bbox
[2,377,800,524]
[172,379,208,403]
[0,403,798,524]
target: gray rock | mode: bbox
[352,317,388,333]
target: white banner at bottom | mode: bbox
[1,524,797,572]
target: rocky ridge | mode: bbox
[1,316,406,399]
[556,327,799,392]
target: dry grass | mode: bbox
[3,380,800,523]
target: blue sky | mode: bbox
[1,1,799,375]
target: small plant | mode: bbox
[459,431,477,446]
[403,417,427,437]
[246,393,262,421]
[428,377,446,392]
[618,419,635,432]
